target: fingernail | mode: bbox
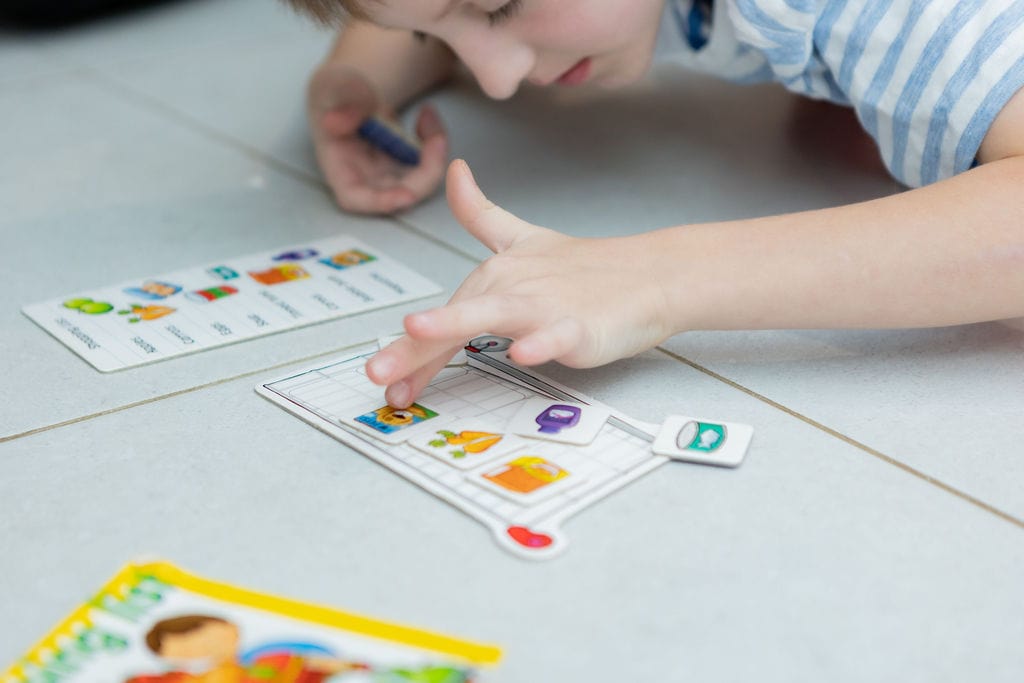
[386,380,411,408]
[368,355,394,382]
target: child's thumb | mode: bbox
[446,160,536,253]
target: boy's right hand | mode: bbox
[307,63,448,215]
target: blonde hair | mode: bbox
[280,0,373,24]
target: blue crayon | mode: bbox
[357,116,421,166]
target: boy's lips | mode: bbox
[556,57,592,86]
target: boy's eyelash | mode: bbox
[487,0,524,27]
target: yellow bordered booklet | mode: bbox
[2,561,501,683]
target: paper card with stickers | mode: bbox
[21,237,442,372]
[1,561,500,683]
[257,335,751,560]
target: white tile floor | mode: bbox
[2,1,1022,680]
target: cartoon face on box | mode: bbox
[355,404,438,435]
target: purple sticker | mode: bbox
[535,404,581,434]
[272,248,319,261]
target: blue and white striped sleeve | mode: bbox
[727,0,1024,187]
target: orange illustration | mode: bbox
[118,304,176,323]
[247,264,310,286]
[429,430,503,459]
[483,456,568,494]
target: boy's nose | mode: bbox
[448,34,534,100]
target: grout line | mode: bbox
[390,215,485,265]
[81,66,331,193]
[0,341,373,445]
[655,346,1024,530]
[81,67,484,268]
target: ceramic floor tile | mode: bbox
[659,325,1024,522]
[0,76,470,438]
[1,350,1021,682]
[4,4,1022,681]
[95,19,333,180]
[25,0,317,69]
[0,30,78,85]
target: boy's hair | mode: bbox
[145,615,230,654]
[281,0,372,24]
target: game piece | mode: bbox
[470,448,586,504]
[344,401,444,444]
[652,415,754,467]
[0,561,501,683]
[507,396,610,445]
[257,336,669,560]
[409,418,525,469]
[23,236,441,372]
[357,116,422,166]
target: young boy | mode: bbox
[286,0,1024,409]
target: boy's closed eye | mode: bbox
[410,0,524,37]
[486,0,524,26]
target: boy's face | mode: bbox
[367,0,667,99]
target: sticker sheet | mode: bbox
[22,236,442,372]
[256,336,669,561]
[1,561,500,683]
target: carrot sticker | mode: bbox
[411,421,524,470]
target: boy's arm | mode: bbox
[366,91,1024,407]
[319,21,456,113]
[674,86,1024,331]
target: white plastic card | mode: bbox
[469,447,586,504]
[508,397,610,445]
[24,236,442,372]
[342,400,446,445]
[652,415,753,467]
[409,419,525,469]
[256,336,668,560]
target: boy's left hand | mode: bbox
[366,159,680,408]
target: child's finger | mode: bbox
[414,103,445,142]
[367,294,524,385]
[509,317,588,367]
[395,134,448,202]
[383,349,461,408]
[403,294,538,344]
[320,107,365,137]
[366,333,455,386]
[446,160,540,253]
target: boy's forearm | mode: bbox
[655,156,1024,331]
[324,21,456,111]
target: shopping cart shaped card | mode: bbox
[22,236,442,372]
[256,335,670,561]
[1,561,500,683]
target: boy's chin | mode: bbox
[598,54,656,89]
[597,66,649,89]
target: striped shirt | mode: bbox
[654,0,1024,187]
